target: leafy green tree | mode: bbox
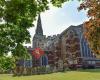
[0,0,49,58]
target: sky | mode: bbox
[26,0,89,46]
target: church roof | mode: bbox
[59,24,83,38]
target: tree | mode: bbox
[78,0,100,54]
[0,0,49,58]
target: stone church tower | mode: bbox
[32,14,46,50]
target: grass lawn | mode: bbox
[0,69,100,80]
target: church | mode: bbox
[27,14,60,67]
[26,14,100,69]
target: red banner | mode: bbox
[32,48,44,59]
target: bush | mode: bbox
[0,56,14,74]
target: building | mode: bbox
[59,24,96,68]
[26,14,100,69]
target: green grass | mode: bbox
[0,69,100,80]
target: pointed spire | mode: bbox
[35,14,43,36]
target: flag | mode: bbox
[32,48,44,59]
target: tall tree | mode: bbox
[78,0,100,54]
[0,0,49,58]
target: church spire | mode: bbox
[35,14,43,36]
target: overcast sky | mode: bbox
[26,0,88,46]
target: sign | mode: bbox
[32,48,44,59]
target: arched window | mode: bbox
[41,55,48,66]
